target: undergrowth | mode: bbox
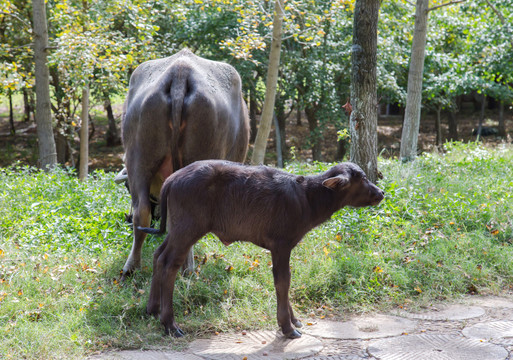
[0,142,512,359]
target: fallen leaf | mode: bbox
[373,266,383,273]
[323,247,329,256]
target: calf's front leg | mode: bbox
[271,249,301,339]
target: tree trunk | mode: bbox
[305,106,322,161]
[8,92,15,135]
[447,108,458,141]
[249,88,258,143]
[296,103,302,126]
[435,105,442,147]
[476,93,486,141]
[399,0,429,162]
[23,89,32,122]
[349,0,381,183]
[250,0,284,165]
[104,95,121,146]
[274,114,283,168]
[275,93,288,162]
[33,0,57,170]
[79,85,89,181]
[498,100,505,138]
[336,139,347,161]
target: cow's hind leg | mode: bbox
[271,248,301,339]
[122,157,153,279]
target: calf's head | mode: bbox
[322,163,384,208]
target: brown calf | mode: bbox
[140,160,384,339]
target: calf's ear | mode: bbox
[322,175,350,190]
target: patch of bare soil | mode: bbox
[0,105,511,170]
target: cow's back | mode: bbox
[122,49,249,176]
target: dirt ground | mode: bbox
[0,103,511,171]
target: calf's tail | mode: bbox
[137,226,162,235]
[137,184,169,236]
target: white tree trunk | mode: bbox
[400,0,429,162]
[33,0,57,170]
[79,85,89,181]
[250,0,284,165]
[349,0,381,183]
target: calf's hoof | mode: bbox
[284,329,302,339]
[146,304,160,318]
[165,326,186,338]
[292,319,303,328]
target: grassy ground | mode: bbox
[1,142,512,359]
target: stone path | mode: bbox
[92,295,513,360]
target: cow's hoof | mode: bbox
[292,319,303,328]
[284,329,302,339]
[120,269,134,282]
[165,327,186,338]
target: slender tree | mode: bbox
[400,0,465,162]
[78,0,90,181]
[79,84,89,181]
[349,0,381,183]
[33,0,57,170]
[399,0,429,162]
[251,0,284,165]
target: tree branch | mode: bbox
[403,0,416,7]
[483,0,513,49]
[0,11,31,29]
[428,0,465,12]
[483,0,506,23]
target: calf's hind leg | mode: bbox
[156,227,202,337]
[147,236,169,317]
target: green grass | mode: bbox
[1,142,513,359]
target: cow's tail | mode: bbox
[169,66,189,171]
[137,184,169,236]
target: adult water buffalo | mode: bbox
[121,49,250,278]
